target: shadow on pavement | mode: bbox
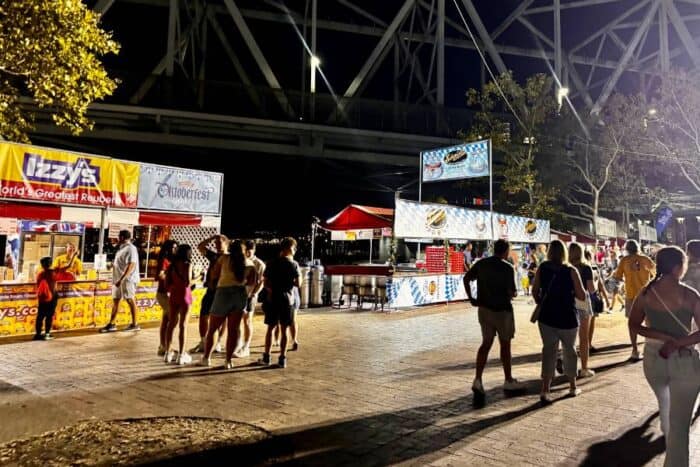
[575,413,664,467]
[141,395,544,466]
[142,363,278,381]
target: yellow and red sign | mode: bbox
[0,280,204,337]
[0,143,139,207]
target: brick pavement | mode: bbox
[0,297,697,466]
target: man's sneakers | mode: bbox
[99,323,117,333]
[42,334,54,341]
[503,378,526,391]
[578,368,595,378]
[472,379,486,407]
[32,334,43,341]
[629,349,642,362]
[124,323,140,331]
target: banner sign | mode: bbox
[656,207,673,238]
[421,140,490,183]
[639,222,657,242]
[394,199,492,240]
[0,143,138,207]
[0,279,205,337]
[19,220,85,234]
[595,216,617,238]
[492,213,550,244]
[394,199,549,242]
[138,163,222,215]
[387,273,467,308]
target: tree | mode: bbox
[0,0,119,142]
[560,94,648,239]
[643,71,700,193]
[465,72,559,219]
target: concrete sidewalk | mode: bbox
[0,297,696,466]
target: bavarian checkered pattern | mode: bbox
[421,140,490,182]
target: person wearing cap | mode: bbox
[613,239,656,361]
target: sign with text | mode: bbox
[595,216,617,238]
[421,140,490,183]
[138,164,222,215]
[0,143,138,207]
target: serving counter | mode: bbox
[0,279,205,337]
[324,265,467,309]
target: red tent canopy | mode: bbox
[323,205,393,231]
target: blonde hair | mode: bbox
[568,242,585,265]
[547,240,568,264]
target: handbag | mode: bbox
[531,269,558,323]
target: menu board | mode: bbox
[421,140,490,183]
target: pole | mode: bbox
[98,208,107,255]
[144,224,152,278]
[417,151,423,261]
[369,238,373,264]
[489,140,494,243]
[310,221,317,264]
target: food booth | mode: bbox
[0,142,223,337]
[322,199,550,310]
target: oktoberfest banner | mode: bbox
[421,140,490,183]
[387,273,467,308]
[0,143,139,207]
[137,163,223,215]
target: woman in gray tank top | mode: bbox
[629,246,700,467]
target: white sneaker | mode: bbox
[177,352,192,365]
[163,350,173,363]
[224,360,234,369]
[234,347,250,358]
[578,368,595,378]
[214,342,223,353]
[503,379,526,391]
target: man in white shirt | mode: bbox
[236,240,266,357]
[100,230,140,332]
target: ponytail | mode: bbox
[642,272,663,296]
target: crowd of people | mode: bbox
[464,238,700,466]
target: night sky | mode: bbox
[36,1,685,237]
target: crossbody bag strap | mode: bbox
[650,286,691,334]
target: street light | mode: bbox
[310,55,321,94]
[557,86,569,108]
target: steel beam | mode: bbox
[437,0,445,105]
[592,0,659,114]
[571,0,651,54]
[459,0,508,74]
[608,31,627,52]
[660,2,670,71]
[665,0,700,68]
[207,11,261,109]
[342,0,415,99]
[492,0,534,39]
[336,0,387,27]
[166,0,178,77]
[222,0,294,117]
[525,0,623,14]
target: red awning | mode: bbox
[138,212,202,226]
[323,204,393,231]
[0,202,61,220]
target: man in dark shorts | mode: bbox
[259,237,300,368]
[191,234,228,353]
[464,239,525,406]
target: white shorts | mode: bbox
[113,281,137,300]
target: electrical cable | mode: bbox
[450,0,527,132]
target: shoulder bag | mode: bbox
[530,268,558,323]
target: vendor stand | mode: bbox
[0,142,223,337]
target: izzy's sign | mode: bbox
[138,163,223,215]
[0,143,138,207]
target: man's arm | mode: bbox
[463,263,478,305]
[509,266,517,298]
[197,235,218,256]
[252,263,266,296]
[116,247,138,286]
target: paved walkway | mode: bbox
[0,297,697,466]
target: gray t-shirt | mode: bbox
[113,242,140,284]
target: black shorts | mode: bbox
[200,287,216,316]
[263,301,295,327]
